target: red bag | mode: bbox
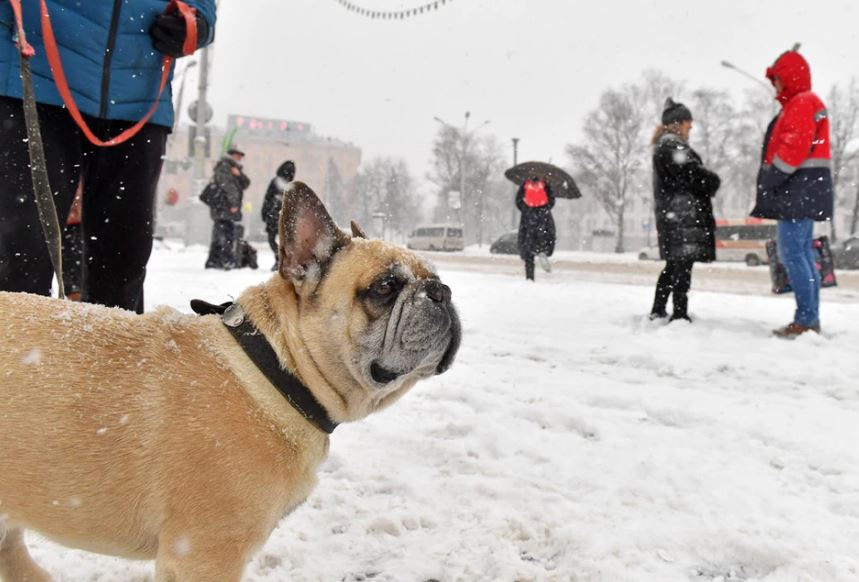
[523,180,549,207]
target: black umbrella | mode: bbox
[504,161,582,199]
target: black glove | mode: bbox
[150,12,210,58]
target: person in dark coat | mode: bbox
[0,0,216,313]
[516,176,556,281]
[205,148,251,270]
[261,160,296,270]
[649,98,721,322]
[751,50,833,338]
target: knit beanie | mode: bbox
[661,98,693,125]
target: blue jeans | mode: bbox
[778,219,820,327]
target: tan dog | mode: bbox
[0,182,460,581]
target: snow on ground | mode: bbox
[26,242,859,581]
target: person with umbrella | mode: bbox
[649,98,721,322]
[505,161,581,281]
[515,175,556,280]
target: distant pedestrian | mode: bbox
[516,175,556,281]
[649,98,721,322]
[261,160,296,270]
[751,50,833,338]
[205,147,250,270]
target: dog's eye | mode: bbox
[370,279,395,297]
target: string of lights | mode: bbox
[333,0,455,20]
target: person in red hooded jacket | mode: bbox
[751,50,833,338]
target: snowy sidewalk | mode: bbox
[28,244,859,581]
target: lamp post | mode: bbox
[720,60,772,91]
[511,137,520,229]
[171,60,197,136]
[433,112,491,235]
[193,46,211,197]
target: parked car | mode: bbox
[489,231,519,255]
[637,243,660,260]
[406,224,464,252]
[831,235,859,269]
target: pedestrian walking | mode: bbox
[205,148,250,270]
[261,160,296,270]
[515,176,556,281]
[751,50,833,338]
[0,0,216,313]
[649,98,721,322]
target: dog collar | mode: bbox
[190,299,338,434]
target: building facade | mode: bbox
[156,114,361,244]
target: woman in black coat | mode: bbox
[261,160,296,270]
[650,99,721,321]
[516,176,556,281]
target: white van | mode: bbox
[406,224,464,252]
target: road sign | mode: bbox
[188,100,213,124]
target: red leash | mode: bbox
[10,0,198,147]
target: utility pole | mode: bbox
[511,137,520,230]
[433,112,490,240]
[459,111,470,228]
[193,46,210,197]
[184,46,213,247]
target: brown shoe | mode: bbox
[773,322,821,338]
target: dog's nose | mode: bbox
[424,280,451,303]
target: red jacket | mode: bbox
[752,51,833,221]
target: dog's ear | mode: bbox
[278,182,350,293]
[350,220,368,239]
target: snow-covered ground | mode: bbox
[26,242,859,581]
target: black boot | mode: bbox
[524,256,535,281]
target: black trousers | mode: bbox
[206,220,237,268]
[266,228,278,255]
[0,97,168,313]
[523,254,535,280]
[652,260,694,317]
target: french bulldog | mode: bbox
[0,182,460,581]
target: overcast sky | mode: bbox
[190,0,859,189]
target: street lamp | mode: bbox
[720,60,772,91]
[433,112,491,232]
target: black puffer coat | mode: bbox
[516,182,556,258]
[261,161,296,233]
[653,133,721,263]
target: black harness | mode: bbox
[190,299,338,434]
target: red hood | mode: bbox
[766,51,812,104]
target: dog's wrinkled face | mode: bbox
[278,182,460,405]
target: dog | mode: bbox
[0,182,461,581]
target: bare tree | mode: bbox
[640,70,686,120]
[827,79,859,239]
[566,85,647,252]
[689,88,740,216]
[726,88,779,216]
[428,126,506,245]
[347,157,421,240]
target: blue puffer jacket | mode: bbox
[0,0,216,129]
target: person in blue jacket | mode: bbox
[0,0,216,313]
